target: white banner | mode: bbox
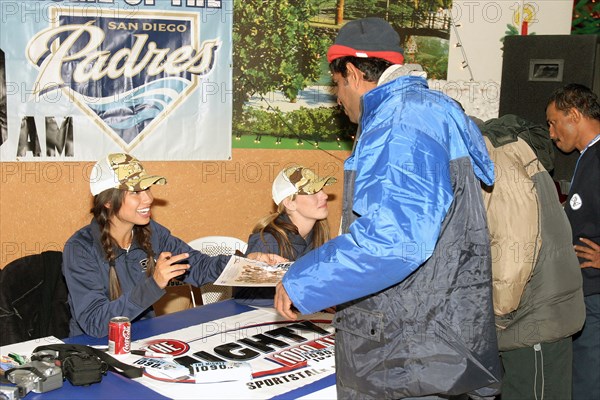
[124,308,336,399]
[0,0,232,161]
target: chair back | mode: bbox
[188,236,248,305]
[0,251,70,345]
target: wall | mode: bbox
[447,0,573,82]
[0,148,349,267]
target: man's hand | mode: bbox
[275,282,298,320]
[246,252,288,265]
[574,238,600,269]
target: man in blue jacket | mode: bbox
[275,18,502,399]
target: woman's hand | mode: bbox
[575,238,600,269]
[153,252,190,289]
[246,252,288,265]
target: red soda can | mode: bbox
[108,316,131,354]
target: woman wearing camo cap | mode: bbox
[63,153,284,337]
[234,165,337,306]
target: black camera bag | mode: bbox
[62,352,108,386]
[33,344,143,386]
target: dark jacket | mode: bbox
[480,133,585,350]
[565,136,600,296]
[234,214,313,306]
[283,74,501,398]
[0,251,70,345]
[63,219,229,337]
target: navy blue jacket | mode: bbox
[565,136,600,296]
[234,214,314,306]
[63,219,229,337]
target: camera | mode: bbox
[0,384,22,400]
[6,352,62,396]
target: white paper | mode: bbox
[214,256,293,287]
[191,361,252,383]
[132,357,190,380]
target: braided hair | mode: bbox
[91,188,156,300]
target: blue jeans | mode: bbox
[572,294,600,400]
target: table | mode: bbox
[19,300,335,399]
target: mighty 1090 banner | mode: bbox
[0,0,232,161]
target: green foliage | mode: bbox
[504,24,519,37]
[231,0,455,144]
[571,0,600,35]
[232,0,329,116]
[340,0,449,22]
[233,106,355,141]
[500,23,519,46]
[343,0,387,19]
[411,37,448,79]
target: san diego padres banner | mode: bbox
[0,0,232,161]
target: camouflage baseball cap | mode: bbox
[272,165,337,205]
[90,153,167,196]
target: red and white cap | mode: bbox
[327,17,404,64]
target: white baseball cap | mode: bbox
[90,153,167,196]
[272,165,337,205]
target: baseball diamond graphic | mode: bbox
[26,7,221,151]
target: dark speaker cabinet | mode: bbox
[499,35,600,183]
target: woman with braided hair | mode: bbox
[63,153,284,337]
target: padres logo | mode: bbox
[26,7,220,150]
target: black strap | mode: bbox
[33,344,143,379]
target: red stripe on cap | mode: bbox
[327,44,404,64]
